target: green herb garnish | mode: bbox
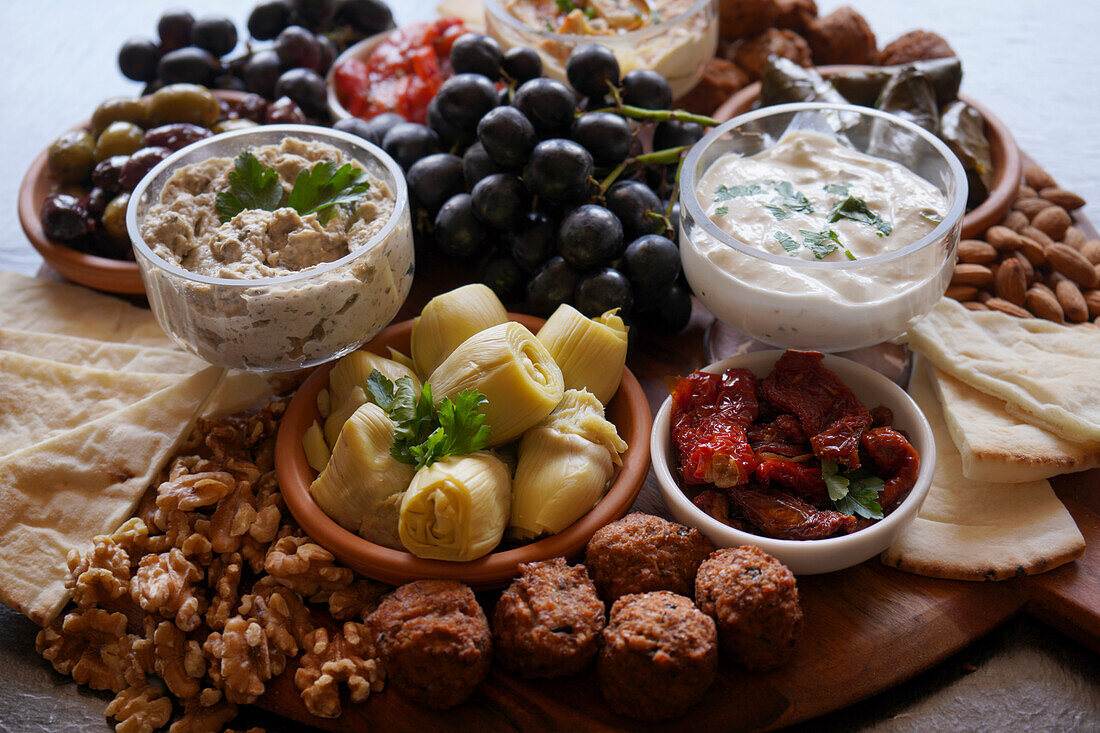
[827,195,892,237]
[821,459,885,519]
[365,370,491,470]
[714,181,771,201]
[765,203,791,220]
[714,205,729,216]
[773,181,813,214]
[775,231,800,256]
[801,228,857,260]
[215,151,283,223]
[215,150,370,225]
[824,183,853,196]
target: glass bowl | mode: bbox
[483,0,718,99]
[679,102,966,353]
[127,124,414,372]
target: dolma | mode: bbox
[939,100,994,209]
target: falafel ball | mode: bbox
[597,591,718,720]
[369,579,491,709]
[718,0,781,41]
[492,558,605,678]
[695,546,802,670]
[585,513,715,602]
[774,0,818,35]
[734,28,813,79]
[807,6,878,65]
[677,58,750,116]
[879,30,955,66]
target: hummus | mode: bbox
[682,130,955,351]
[135,137,413,371]
[486,0,717,98]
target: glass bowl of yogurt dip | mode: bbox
[128,124,414,372]
[483,0,717,99]
[680,102,966,353]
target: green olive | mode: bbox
[94,122,145,162]
[148,84,220,128]
[102,192,131,243]
[212,118,259,134]
[47,130,96,183]
[90,97,148,137]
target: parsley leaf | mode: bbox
[765,203,791,220]
[286,161,371,225]
[714,181,772,202]
[824,183,853,196]
[821,459,850,500]
[800,228,843,259]
[821,460,886,519]
[364,370,491,469]
[714,205,729,216]
[773,181,813,214]
[216,151,284,223]
[775,231,800,256]
[827,195,892,237]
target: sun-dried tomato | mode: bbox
[755,458,828,503]
[746,414,808,457]
[860,427,920,508]
[670,368,758,487]
[728,485,857,540]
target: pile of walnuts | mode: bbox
[36,400,389,732]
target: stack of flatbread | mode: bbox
[0,273,272,625]
[882,298,1089,580]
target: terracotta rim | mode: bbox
[17,90,252,296]
[275,313,653,588]
[712,65,1022,241]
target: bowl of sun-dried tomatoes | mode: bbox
[651,349,935,575]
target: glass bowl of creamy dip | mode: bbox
[483,0,717,99]
[128,124,414,372]
[680,102,967,353]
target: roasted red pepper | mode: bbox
[670,368,758,487]
[760,350,872,468]
[860,427,920,508]
[728,485,858,540]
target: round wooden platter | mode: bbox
[244,220,1100,731]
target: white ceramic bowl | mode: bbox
[651,350,936,575]
[325,31,388,122]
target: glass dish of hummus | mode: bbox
[128,124,413,371]
[679,103,966,352]
[484,0,717,99]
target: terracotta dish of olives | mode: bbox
[18,84,312,294]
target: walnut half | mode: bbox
[294,622,385,718]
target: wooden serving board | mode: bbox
[244,229,1100,731]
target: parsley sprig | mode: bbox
[215,150,371,225]
[365,370,491,470]
[821,459,885,520]
[827,195,892,237]
[773,228,857,260]
[711,179,814,222]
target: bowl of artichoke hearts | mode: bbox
[275,283,652,588]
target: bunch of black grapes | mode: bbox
[374,38,712,334]
[117,0,395,120]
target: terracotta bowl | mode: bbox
[275,313,653,588]
[713,65,1022,241]
[18,90,250,296]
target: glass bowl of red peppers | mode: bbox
[327,18,467,124]
[651,349,935,575]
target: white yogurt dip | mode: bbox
[682,130,953,351]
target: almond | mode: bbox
[1011,250,1036,284]
[1017,236,1048,266]
[1039,187,1086,211]
[1047,243,1100,288]
[1001,210,1030,233]
[1013,197,1054,219]
[963,301,990,311]
[993,258,1027,306]
[1024,164,1057,190]
[1021,225,1055,250]
[1063,226,1087,250]
[1018,184,1038,199]
[1026,286,1065,323]
[1056,278,1089,322]
[945,285,978,301]
[1031,206,1072,240]
[1080,240,1100,265]
[951,263,994,288]
[986,297,1031,318]
[978,290,994,304]
[985,225,1022,251]
[1084,289,1100,318]
[1031,281,1055,297]
[957,239,998,264]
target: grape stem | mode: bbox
[599,145,689,192]
[586,105,719,127]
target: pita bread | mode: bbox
[0,327,206,374]
[0,272,175,348]
[902,298,1100,442]
[880,358,1084,581]
[928,367,1100,483]
[0,352,181,453]
[0,365,223,625]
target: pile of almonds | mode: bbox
[948,164,1100,326]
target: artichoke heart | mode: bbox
[324,385,369,448]
[310,402,415,549]
[428,321,564,446]
[537,305,628,405]
[329,350,420,411]
[411,283,509,379]
[303,420,331,473]
[510,389,627,539]
[398,451,511,562]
